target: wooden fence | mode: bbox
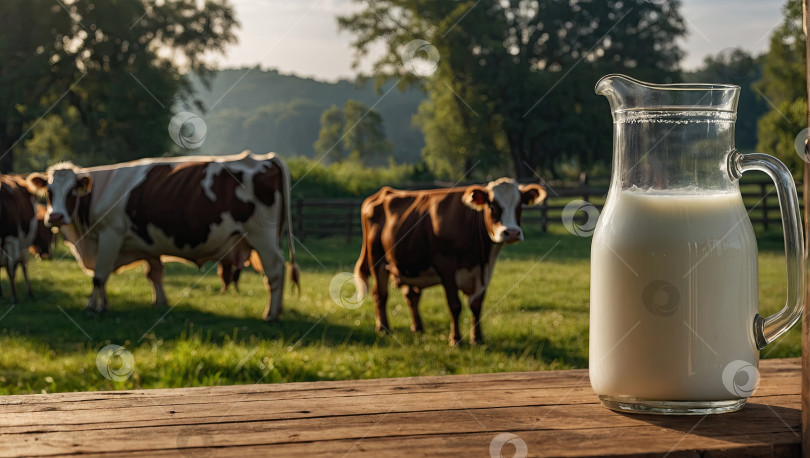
[293,180,802,242]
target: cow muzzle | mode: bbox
[46,212,68,227]
[499,227,524,244]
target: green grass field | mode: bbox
[0,224,798,395]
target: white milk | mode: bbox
[590,189,759,401]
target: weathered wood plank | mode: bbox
[0,395,800,456]
[0,358,801,457]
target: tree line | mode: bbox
[0,0,806,182]
[1,0,236,172]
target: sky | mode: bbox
[217,0,786,82]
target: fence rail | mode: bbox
[293,180,802,242]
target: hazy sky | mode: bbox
[218,0,786,81]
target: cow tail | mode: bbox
[353,205,370,299]
[270,155,300,295]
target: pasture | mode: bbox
[0,225,797,395]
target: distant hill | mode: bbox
[187,68,426,163]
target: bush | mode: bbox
[287,156,433,198]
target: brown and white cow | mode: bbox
[353,178,546,345]
[0,175,38,303]
[27,151,299,320]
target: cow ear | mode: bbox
[519,184,547,206]
[77,175,92,195]
[26,173,48,194]
[462,186,490,211]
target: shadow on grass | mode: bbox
[0,295,382,353]
[488,337,587,368]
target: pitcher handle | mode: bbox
[728,149,805,349]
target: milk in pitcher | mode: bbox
[590,189,759,401]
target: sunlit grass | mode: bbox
[0,224,795,394]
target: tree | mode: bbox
[342,100,392,164]
[314,105,346,161]
[314,100,393,164]
[754,0,806,177]
[339,0,686,180]
[0,0,238,172]
[0,0,72,172]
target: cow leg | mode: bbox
[232,267,242,293]
[6,260,18,304]
[402,285,423,333]
[20,261,33,299]
[435,265,463,346]
[218,262,231,293]
[86,231,123,313]
[372,264,390,333]
[145,259,167,307]
[248,237,286,322]
[442,286,464,346]
[468,292,485,344]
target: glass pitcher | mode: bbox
[590,74,804,415]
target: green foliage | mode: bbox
[18,115,74,172]
[192,69,425,163]
[287,156,431,198]
[0,0,73,171]
[314,105,346,161]
[757,98,806,178]
[1,0,238,172]
[754,0,807,176]
[755,0,805,106]
[414,79,508,179]
[339,0,686,179]
[314,100,394,164]
[342,100,393,164]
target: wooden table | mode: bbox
[0,358,801,457]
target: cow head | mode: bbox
[462,178,546,244]
[26,163,92,227]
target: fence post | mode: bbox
[296,197,304,241]
[347,201,354,244]
[761,182,769,231]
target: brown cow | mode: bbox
[218,250,261,292]
[353,178,546,346]
[0,175,38,302]
[30,204,54,259]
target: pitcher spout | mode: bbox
[595,73,740,114]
